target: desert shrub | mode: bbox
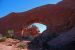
[28,36,34,41]
[0,37,6,42]
[5,29,14,38]
[18,43,27,49]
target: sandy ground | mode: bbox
[0,38,30,50]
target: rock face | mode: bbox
[0,0,75,36]
[0,0,75,50]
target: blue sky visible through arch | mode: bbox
[32,23,47,33]
[0,0,62,33]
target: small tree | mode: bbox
[5,29,14,38]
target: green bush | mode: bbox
[5,29,14,38]
[28,36,34,41]
[0,37,6,42]
[18,43,27,49]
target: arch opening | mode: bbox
[29,23,47,33]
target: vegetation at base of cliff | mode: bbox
[28,36,34,41]
[0,34,6,42]
[4,29,14,38]
[0,37,6,42]
[18,43,27,49]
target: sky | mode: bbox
[32,23,47,33]
[0,0,62,17]
[0,0,62,33]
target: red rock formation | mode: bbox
[0,0,75,37]
[20,25,40,37]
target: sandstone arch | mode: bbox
[0,3,75,37]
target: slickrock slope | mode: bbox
[0,0,75,50]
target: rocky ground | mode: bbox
[0,38,30,50]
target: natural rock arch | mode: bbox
[0,5,74,37]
